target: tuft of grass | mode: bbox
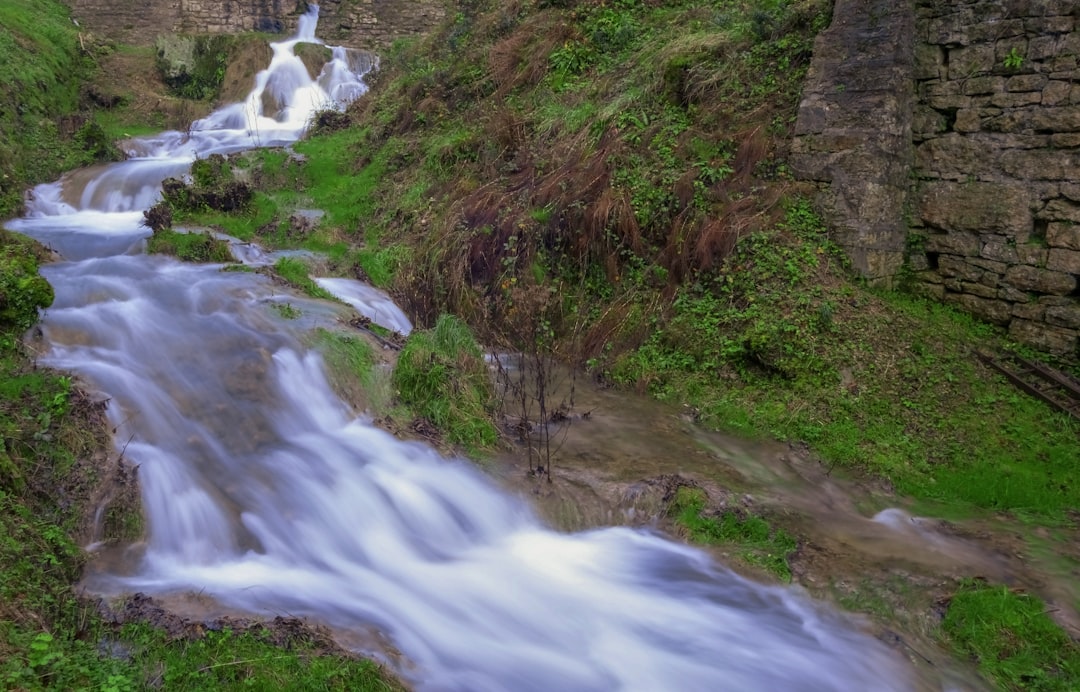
[943,580,1080,691]
[146,229,234,263]
[272,257,335,300]
[669,487,797,581]
[392,314,497,451]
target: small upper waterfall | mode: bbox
[5,6,919,691]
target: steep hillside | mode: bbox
[0,1,121,218]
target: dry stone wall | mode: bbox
[908,0,1080,355]
[68,0,447,49]
[795,0,1080,356]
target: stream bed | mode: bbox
[4,6,1020,691]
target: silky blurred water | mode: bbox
[6,6,919,690]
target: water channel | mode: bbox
[6,7,932,690]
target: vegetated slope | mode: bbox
[0,0,123,218]
[202,0,1080,517]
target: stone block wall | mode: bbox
[795,0,1080,356]
[908,0,1080,355]
[68,0,448,49]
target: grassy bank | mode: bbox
[0,1,143,219]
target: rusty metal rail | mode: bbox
[975,350,1080,422]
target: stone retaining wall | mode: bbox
[795,0,1080,356]
[68,0,448,49]
[908,0,1080,355]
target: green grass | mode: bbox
[3,621,399,692]
[943,580,1080,691]
[0,0,105,217]
[669,487,797,581]
[272,257,335,300]
[146,229,234,263]
[608,201,1080,518]
[392,314,498,451]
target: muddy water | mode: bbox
[1,5,1005,692]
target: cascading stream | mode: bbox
[6,7,918,690]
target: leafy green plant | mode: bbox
[1003,47,1025,70]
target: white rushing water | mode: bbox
[6,7,918,690]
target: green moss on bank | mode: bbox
[943,580,1080,691]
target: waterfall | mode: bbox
[5,6,917,690]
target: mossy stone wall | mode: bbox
[794,0,1080,356]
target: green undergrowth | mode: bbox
[607,201,1080,518]
[670,487,796,581]
[392,314,498,451]
[0,0,122,218]
[4,622,399,692]
[942,580,1080,691]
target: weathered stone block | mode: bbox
[1011,302,1045,320]
[1042,80,1073,106]
[914,105,950,136]
[1027,35,1062,61]
[954,109,982,133]
[1038,200,1080,222]
[969,257,1009,274]
[1006,74,1048,92]
[1025,16,1075,34]
[939,254,984,280]
[1001,150,1079,181]
[1009,318,1078,354]
[963,281,1000,298]
[1047,222,1080,249]
[1030,107,1080,132]
[982,110,1029,133]
[1046,304,1080,329]
[914,44,945,80]
[964,76,1005,96]
[946,292,1012,324]
[925,232,982,256]
[918,181,1032,234]
[990,91,1042,108]
[1004,264,1077,294]
[981,241,1019,263]
[1001,286,1032,303]
[1017,245,1049,267]
[950,44,996,79]
[1047,129,1080,147]
[912,281,945,300]
[922,79,963,97]
[1047,248,1080,273]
